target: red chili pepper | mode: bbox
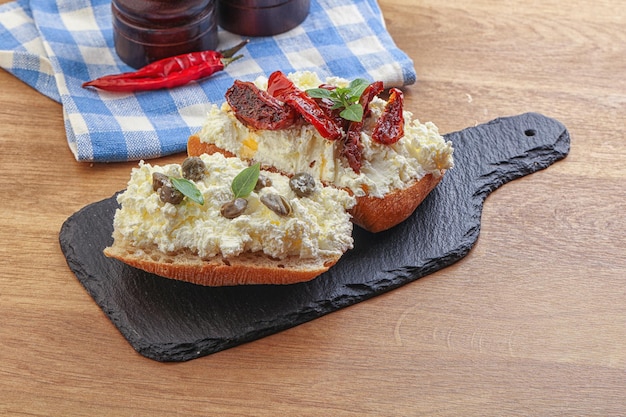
[267,71,343,141]
[372,87,405,145]
[341,81,385,173]
[82,40,249,92]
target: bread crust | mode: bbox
[104,231,339,286]
[350,173,441,232]
[188,135,235,159]
[187,134,444,233]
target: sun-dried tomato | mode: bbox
[225,80,297,130]
[361,81,384,117]
[372,88,404,145]
[315,95,348,132]
[340,81,385,173]
[267,71,343,140]
[342,128,363,174]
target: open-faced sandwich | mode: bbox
[104,152,356,286]
[105,71,454,286]
[188,71,454,232]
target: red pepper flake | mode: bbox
[372,88,405,145]
[82,40,249,92]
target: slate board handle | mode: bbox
[444,112,570,200]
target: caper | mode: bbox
[221,198,248,219]
[152,172,169,192]
[159,184,184,205]
[289,172,316,197]
[181,156,206,182]
[254,174,272,191]
[261,193,292,216]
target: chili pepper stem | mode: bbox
[222,54,244,67]
[219,39,250,59]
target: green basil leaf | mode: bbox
[306,88,333,99]
[340,103,364,122]
[232,162,260,199]
[170,177,204,205]
[333,86,350,96]
[307,78,372,123]
[348,78,370,98]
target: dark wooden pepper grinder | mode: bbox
[112,0,219,69]
[217,0,310,37]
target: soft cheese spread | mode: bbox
[113,153,356,260]
[196,71,454,198]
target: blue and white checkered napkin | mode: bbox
[0,0,416,162]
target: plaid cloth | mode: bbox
[0,0,416,162]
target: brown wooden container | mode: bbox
[112,0,218,69]
[218,0,310,36]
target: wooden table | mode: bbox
[1,0,625,415]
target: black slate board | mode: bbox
[59,112,570,362]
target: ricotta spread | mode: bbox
[113,153,356,260]
[196,71,454,198]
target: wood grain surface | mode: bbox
[1,0,625,415]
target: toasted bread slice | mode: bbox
[186,72,453,233]
[104,153,356,286]
[104,232,341,286]
[188,135,444,232]
[349,173,441,232]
